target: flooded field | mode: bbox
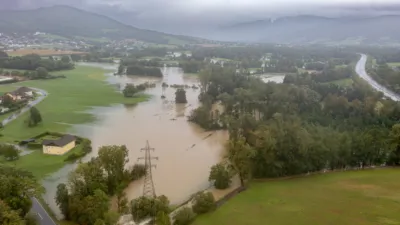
[42,64,228,217]
[42,64,285,218]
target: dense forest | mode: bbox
[190,62,400,180]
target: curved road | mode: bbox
[0,87,54,225]
[355,54,400,101]
[1,87,48,126]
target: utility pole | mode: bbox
[137,140,158,198]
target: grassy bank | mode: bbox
[193,168,400,225]
[0,65,147,142]
[325,78,354,87]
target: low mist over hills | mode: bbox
[211,15,400,44]
[0,5,198,45]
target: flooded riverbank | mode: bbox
[42,64,228,218]
[42,64,285,218]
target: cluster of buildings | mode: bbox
[0,32,89,51]
[0,86,35,113]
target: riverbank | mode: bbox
[0,65,148,178]
[193,168,400,225]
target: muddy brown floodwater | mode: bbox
[42,63,285,218]
[42,63,229,218]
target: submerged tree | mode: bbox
[123,84,138,97]
[175,88,187,104]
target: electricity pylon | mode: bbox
[137,140,158,198]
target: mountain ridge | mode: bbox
[212,15,400,44]
[0,5,199,45]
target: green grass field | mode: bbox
[326,78,354,87]
[194,168,400,225]
[0,65,147,143]
[0,144,83,178]
[388,62,400,67]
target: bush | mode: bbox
[81,139,92,154]
[0,144,19,161]
[191,192,216,214]
[64,153,82,162]
[173,207,195,225]
[209,163,231,189]
[27,142,42,149]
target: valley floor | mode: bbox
[193,168,400,225]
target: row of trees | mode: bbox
[55,145,146,225]
[123,82,156,97]
[0,53,74,71]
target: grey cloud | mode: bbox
[1,0,400,36]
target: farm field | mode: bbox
[388,62,400,67]
[193,168,400,225]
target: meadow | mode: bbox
[194,168,400,225]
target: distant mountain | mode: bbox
[212,15,400,45]
[0,5,199,44]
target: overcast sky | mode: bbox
[1,0,400,35]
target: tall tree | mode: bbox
[98,145,129,194]
[55,183,70,219]
[28,107,42,127]
[226,136,255,186]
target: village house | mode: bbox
[3,86,34,101]
[42,134,76,155]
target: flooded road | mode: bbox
[42,64,228,217]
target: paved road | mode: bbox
[1,87,48,126]
[31,197,57,225]
[355,54,400,101]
